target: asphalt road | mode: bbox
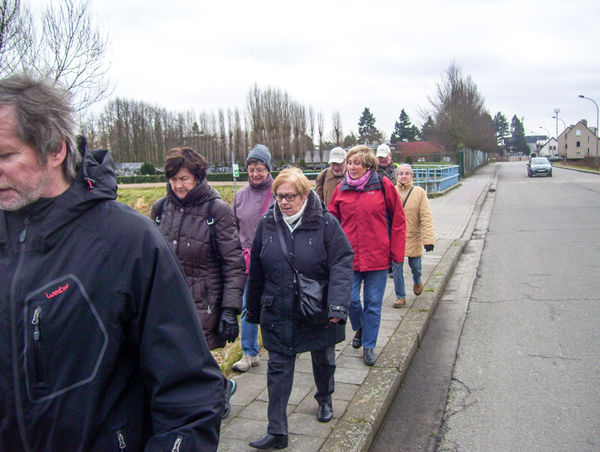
[372,161,600,452]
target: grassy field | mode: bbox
[117,183,248,374]
[117,184,238,217]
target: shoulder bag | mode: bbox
[274,220,329,324]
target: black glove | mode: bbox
[424,244,434,252]
[218,307,239,343]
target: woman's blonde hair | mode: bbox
[346,145,378,170]
[273,167,312,196]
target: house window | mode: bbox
[588,136,590,142]
[577,141,581,148]
[576,129,582,136]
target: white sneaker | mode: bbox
[232,354,259,372]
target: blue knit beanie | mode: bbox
[246,144,272,172]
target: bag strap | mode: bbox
[206,198,222,261]
[402,187,414,208]
[154,196,167,224]
[275,219,298,274]
[260,186,273,216]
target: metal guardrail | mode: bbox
[412,165,460,193]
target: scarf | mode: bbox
[346,169,372,191]
[281,198,308,232]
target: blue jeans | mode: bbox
[240,282,259,356]
[393,257,422,299]
[349,269,388,350]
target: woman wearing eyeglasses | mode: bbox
[231,144,275,373]
[328,145,406,366]
[246,168,354,450]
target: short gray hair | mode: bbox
[0,72,80,181]
[397,163,413,174]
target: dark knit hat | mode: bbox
[246,144,272,172]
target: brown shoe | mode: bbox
[413,282,423,296]
[393,298,406,308]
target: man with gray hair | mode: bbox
[0,73,224,451]
[315,146,347,205]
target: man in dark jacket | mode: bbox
[376,143,397,184]
[0,73,224,451]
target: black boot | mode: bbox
[364,348,376,366]
[249,433,289,450]
[352,328,362,349]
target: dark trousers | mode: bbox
[266,345,336,435]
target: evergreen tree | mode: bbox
[492,112,510,155]
[357,107,382,144]
[391,109,420,143]
[510,115,529,155]
[420,116,435,141]
[343,132,358,148]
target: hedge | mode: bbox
[117,170,321,184]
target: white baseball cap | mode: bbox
[376,143,391,158]
[328,147,347,164]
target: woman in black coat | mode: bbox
[246,168,354,450]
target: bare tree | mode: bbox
[0,0,35,75]
[331,111,343,146]
[29,0,113,112]
[317,111,324,158]
[428,61,495,153]
[308,105,316,159]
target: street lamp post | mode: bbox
[553,115,567,160]
[578,95,599,171]
[552,115,566,130]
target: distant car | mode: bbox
[527,157,552,177]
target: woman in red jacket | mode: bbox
[328,146,406,366]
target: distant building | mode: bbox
[557,119,599,160]
[116,162,143,176]
[538,138,558,157]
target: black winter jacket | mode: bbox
[246,190,354,356]
[150,180,245,349]
[0,143,224,451]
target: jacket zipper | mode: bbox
[172,435,183,452]
[116,431,127,450]
[31,306,46,387]
[11,217,34,452]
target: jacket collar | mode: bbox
[272,190,324,226]
[166,178,218,207]
[338,169,382,192]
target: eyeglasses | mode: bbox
[248,167,267,174]
[273,193,300,202]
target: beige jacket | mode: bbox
[396,179,434,257]
[315,167,345,206]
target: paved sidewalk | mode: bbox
[219,163,500,452]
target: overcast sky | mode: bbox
[44,0,600,141]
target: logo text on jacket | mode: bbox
[46,283,69,299]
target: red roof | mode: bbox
[394,141,444,154]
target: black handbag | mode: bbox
[275,220,329,324]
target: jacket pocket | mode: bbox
[24,275,109,403]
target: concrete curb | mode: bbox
[319,164,500,452]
